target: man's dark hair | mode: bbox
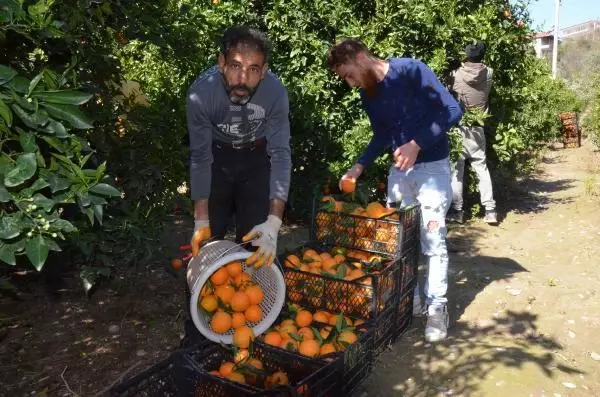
[219,26,271,62]
[327,39,373,69]
[465,41,486,63]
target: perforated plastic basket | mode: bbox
[187,240,286,344]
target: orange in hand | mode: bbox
[340,177,356,193]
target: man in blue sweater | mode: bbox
[327,39,463,342]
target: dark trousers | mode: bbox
[182,143,270,347]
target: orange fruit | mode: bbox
[353,319,365,327]
[199,294,218,313]
[365,202,386,218]
[230,291,250,312]
[279,323,298,339]
[319,343,336,356]
[303,249,320,261]
[298,339,320,358]
[285,254,301,268]
[265,371,289,388]
[295,310,313,328]
[264,331,282,347]
[340,178,356,193]
[327,315,339,326]
[319,252,332,261]
[171,258,183,270]
[219,361,235,377]
[245,285,264,305]
[333,254,345,264]
[279,338,298,351]
[322,257,338,271]
[281,319,296,327]
[210,311,231,334]
[244,305,263,323]
[297,327,314,340]
[226,261,243,278]
[338,330,358,345]
[313,311,329,323]
[215,285,235,304]
[210,268,229,286]
[234,349,249,363]
[231,312,246,329]
[247,358,263,370]
[227,372,246,384]
[233,326,255,348]
[234,273,252,289]
[210,370,221,376]
[211,311,232,333]
[299,264,311,272]
[320,326,333,339]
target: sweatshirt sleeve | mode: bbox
[411,63,463,150]
[357,102,392,168]
[186,86,214,201]
[264,89,292,202]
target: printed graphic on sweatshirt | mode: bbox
[216,103,265,143]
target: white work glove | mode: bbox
[242,215,282,268]
[191,219,211,257]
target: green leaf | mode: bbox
[43,119,68,138]
[11,104,38,129]
[80,266,111,293]
[20,131,38,153]
[28,72,44,95]
[4,153,37,187]
[46,238,62,252]
[33,193,54,211]
[0,215,22,239]
[40,102,93,129]
[0,241,18,265]
[43,69,59,89]
[89,183,120,197]
[84,206,94,225]
[88,193,107,205]
[52,219,76,233]
[44,173,70,193]
[31,90,92,105]
[0,98,12,126]
[26,234,49,271]
[92,204,103,225]
[29,177,49,192]
[0,65,18,85]
[8,76,30,94]
[77,192,91,207]
[0,182,11,202]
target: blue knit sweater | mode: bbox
[358,58,463,167]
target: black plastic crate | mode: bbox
[310,196,420,258]
[395,280,417,339]
[279,241,402,319]
[370,296,397,359]
[399,243,420,295]
[111,341,341,397]
[261,308,374,393]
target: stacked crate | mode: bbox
[560,112,581,148]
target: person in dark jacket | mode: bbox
[327,39,463,342]
[448,42,498,224]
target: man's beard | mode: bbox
[226,83,256,105]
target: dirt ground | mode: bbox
[0,140,599,397]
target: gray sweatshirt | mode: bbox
[451,62,493,111]
[186,66,292,202]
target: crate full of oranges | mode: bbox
[279,243,402,319]
[311,196,420,258]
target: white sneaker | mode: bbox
[413,294,426,317]
[425,305,449,342]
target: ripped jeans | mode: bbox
[387,157,452,307]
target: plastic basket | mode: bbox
[398,243,420,295]
[279,242,402,319]
[187,240,286,344]
[111,341,341,397]
[310,197,420,258]
[395,280,417,340]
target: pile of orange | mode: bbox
[198,261,265,346]
[209,353,291,388]
[283,246,388,282]
[261,306,362,359]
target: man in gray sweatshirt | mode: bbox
[182,26,291,346]
[448,42,498,224]
[186,26,292,266]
